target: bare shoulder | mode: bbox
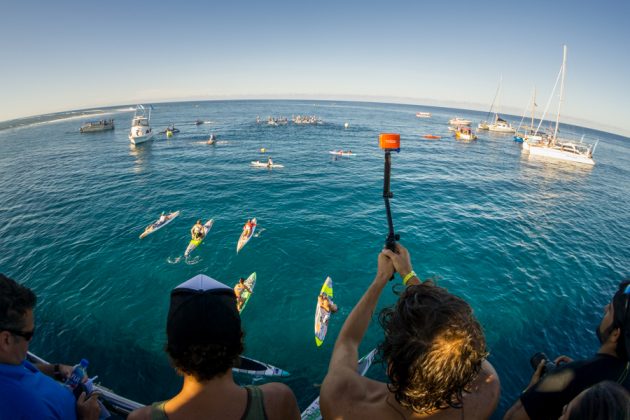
[321,373,385,418]
[259,382,300,420]
[462,360,501,418]
[127,405,151,420]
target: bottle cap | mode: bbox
[80,358,89,367]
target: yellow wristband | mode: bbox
[402,271,416,286]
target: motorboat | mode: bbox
[80,119,114,133]
[448,117,471,126]
[477,121,489,130]
[454,126,477,141]
[128,105,154,145]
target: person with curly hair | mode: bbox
[320,243,500,419]
[128,274,299,420]
[559,381,630,420]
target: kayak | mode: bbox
[184,219,214,257]
[251,161,284,168]
[423,135,441,139]
[236,218,257,253]
[328,150,356,156]
[236,272,256,313]
[139,211,180,239]
[233,355,290,377]
[314,276,333,347]
[300,348,377,420]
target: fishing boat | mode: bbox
[415,111,432,118]
[80,119,114,133]
[448,117,471,126]
[522,46,596,165]
[128,105,154,145]
[454,126,478,141]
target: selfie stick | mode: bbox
[379,133,400,252]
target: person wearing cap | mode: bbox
[128,274,300,420]
[0,274,100,420]
[320,243,500,419]
[505,280,630,420]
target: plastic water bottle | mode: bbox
[65,358,89,390]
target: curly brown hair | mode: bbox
[166,331,244,382]
[378,282,487,413]
[0,274,37,331]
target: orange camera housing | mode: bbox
[379,133,400,150]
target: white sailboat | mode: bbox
[128,105,154,145]
[487,77,515,133]
[522,45,596,166]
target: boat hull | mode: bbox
[129,132,154,144]
[523,141,594,165]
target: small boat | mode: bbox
[184,219,214,257]
[233,355,290,377]
[314,276,333,347]
[423,135,441,140]
[454,126,478,141]
[236,272,256,314]
[80,119,114,133]
[301,349,376,420]
[415,112,432,118]
[448,117,471,126]
[251,161,284,168]
[477,121,490,130]
[236,218,257,253]
[139,211,180,239]
[128,105,154,145]
[328,150,356,156]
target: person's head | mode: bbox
[196,219,201,225]
[239,278,245,284]
[596,280,630,361]
[0,274,37,364]
[378,282,487,413]
[560,381,630,420]
[166,274,243,382]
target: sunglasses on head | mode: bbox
[3,327,35,341]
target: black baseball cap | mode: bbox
[167,275,241,347]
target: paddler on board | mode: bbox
[190,219,205,241]
[316,293,338,334]
[243,219,254,238]
[234,277,252,311]
[267,157,273,168]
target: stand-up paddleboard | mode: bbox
[139,211,180,239]
[314,276,333,347]
[236,272,256,313]
[300,348,377,420]
[236,218,257,253]
[184,219,213,257]
[251,161,284,168]
[233,355,290,377]
[328,150,356,156]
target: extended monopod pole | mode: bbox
[379,133,401,253]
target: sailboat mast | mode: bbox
[531,87,536,130]
[554,45,567,142]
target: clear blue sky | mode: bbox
[2,0,628,136]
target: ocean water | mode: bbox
[1,100,628,416]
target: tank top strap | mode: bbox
[150,401,169,420]
[242,385,268,420]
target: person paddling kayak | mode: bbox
[234,278,253,312]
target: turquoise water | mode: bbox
[1,100,628,416]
